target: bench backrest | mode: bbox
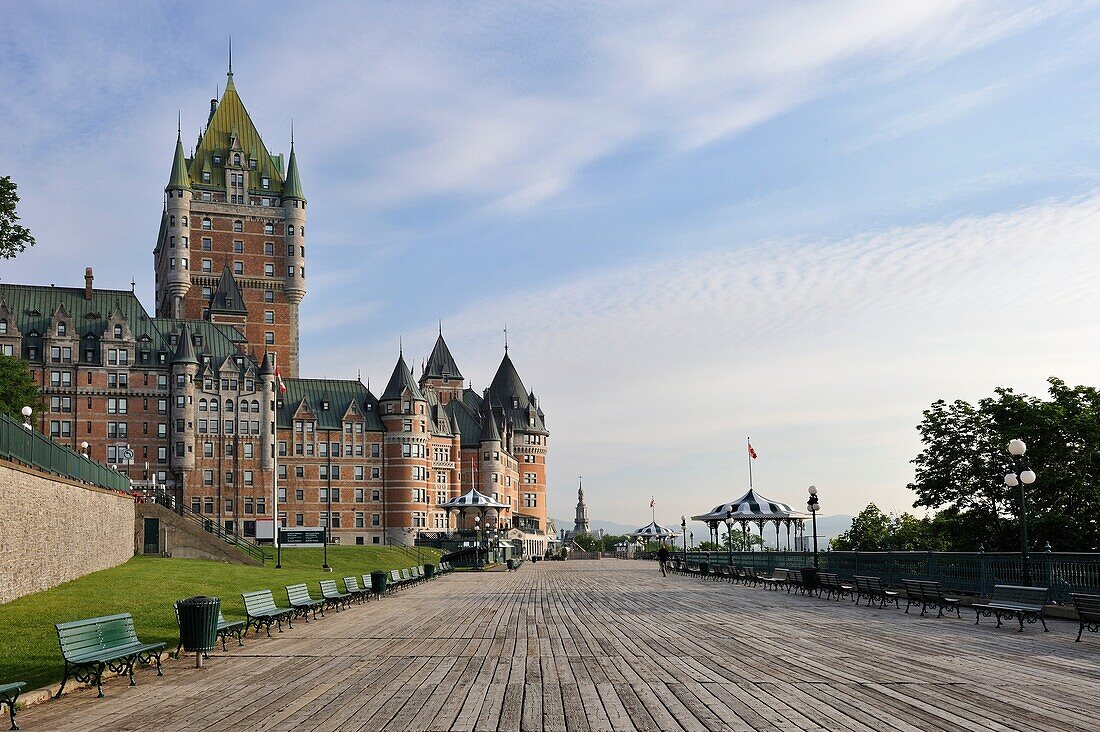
[401,569,412,581]
[989,585,1047,606]
[769,568,789,581]
[361,574,374,591]
[344,577,361,593]
[56,614,139,660]
[319,579,343,597]
[390,570,402,582]
[242,589,279,615]
[855,575,887,593]
[286,583,314,604]
[1072,593,1100,621]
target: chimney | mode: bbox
[84,268,94,301]
[208,99,218,124]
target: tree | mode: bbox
[572,533,601,552]
[0,176,35,260]
[831,503,891,550]
[0,354,42,422]
[831,502,948,551]
[908,378,1100,551]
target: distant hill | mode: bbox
[552,514,853,547]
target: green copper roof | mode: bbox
[277,378,383,431]
[0,283,161,345]
[188,74,285,193]
[282,145,304,201]
[167,133,191,190]
[151,318,247,365]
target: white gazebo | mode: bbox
[437,488,509,532]
[629,520,677,545]
[692,488,807,550]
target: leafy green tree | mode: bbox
[831,502,948,551]
[600,534,630,551]
[0,176,35,260]
[0,354,42,422]
[908,378,1100,551]
[572,533,601,551]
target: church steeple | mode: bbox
[573,477,589,535]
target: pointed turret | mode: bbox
[423,331,462,381]
[489,352,529,409]
[258,351,275,376]
[381,352,424,401]
[478,391,501,444]
[167,131,191,191]
[172,323,199,365]
[283,142,305,202]
[208,266,248,314]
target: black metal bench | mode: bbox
[853,576,899,608]
[170,603,245,658]
[974,585,1048,632]
[319,579,353,611]
[286,583,324,621]
[242,590,294,636]
[818,572,854,601]
[902,579,960,618]
[741,567,762,586]
[0,682,24,730]
[343,576,370,603]
[55,613,165,698]
[760,568,790,591]
[1071,593,1100,642]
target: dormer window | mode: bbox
[58,323,67,336]
[322,401,330,411]
[250,159,257,170]
[213,155,222,166]
[233,153,241,166]
[0,321,7,334]
[113,324,122,339]
[261,177,269,188]
[512,398,519,408]
[202,172,211,183]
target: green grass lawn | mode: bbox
[0,545,440,691]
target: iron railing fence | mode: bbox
[0,410,131,492]
[144,488,269,564]
[670,549,1100,604]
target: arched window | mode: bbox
[225,399,235,413]
[169,215,176,227]
[58,323,67,336]
[233,220,243,232]
[210,399,220,412]
[199,399,207,412]
[181,216,188,226]
[233,153,241,166]
[288,225,295,236]
[202,218,212,230]
[300,226,304,236]
[251,400,260,413]
[113,324,122,338]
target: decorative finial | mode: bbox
[228,36,233,76]
[290,119,295,147]
[177,111,182,140]
[438,319,442,335]
[399,336,403,357]
[503,323,508,354]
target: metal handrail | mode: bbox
[143,488,269,564]
[0,411,131,492]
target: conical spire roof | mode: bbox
[172,323,199,365]
[167,131,191,191]
[478,392,501,443]
[381,352,424,401]
[258,351,274,376]
[423,331,462,381]
[208,266,248,314]
[489,353,529,408]
[283,143,305,201]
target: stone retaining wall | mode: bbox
[0,462,135,605]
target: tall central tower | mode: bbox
[154,66,307,376]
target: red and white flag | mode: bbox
[747,442,758,459]
[275,366,287,394]
[649,498,655,508]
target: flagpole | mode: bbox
[747,436,753,489]
[651,498,655,523]
[273,377,282,569]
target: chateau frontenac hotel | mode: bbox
[0,67,551,554]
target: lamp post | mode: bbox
[21,405,32,429]
[724,513,734,569]
[806,485,820,568]
[689,531,694,552]
[475,514,482,567]
[1005,439,1038,586]
[80,441,89,458]
[680,516,687,562]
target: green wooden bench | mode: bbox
[360,574,378,598]
[1071,593,1100,642]
[0,682,25,730]
[974,585,1048,632]
[401,568,416,585]
[170,602,245,659]
[286,584,324,621]
[55,613,165,698]
[854,576,899,608]
[241,590,294,636]
[389,569,407,591]
[741,567,762,586]
[902,579,960,618]
[319,579,353,611]
[343,576,369,603]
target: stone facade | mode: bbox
[0,463,134,604]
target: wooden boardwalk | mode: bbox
[22,560,1100,731]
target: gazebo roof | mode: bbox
[691,488,806,522]
[437,488,508,511]
[630,520,677,539]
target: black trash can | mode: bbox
[177,596,220,667]
[371,569,388,595]
[424,563,436,579]
[801,567,820,593]
[507,559,516,571]
[699,561,709,578]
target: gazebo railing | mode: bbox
[677,549,1100,604]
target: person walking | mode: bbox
[657,544,670,577]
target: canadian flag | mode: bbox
[275,366,287,394]
[649,498,655,508]
[748,442,758,459]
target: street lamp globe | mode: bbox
[1004,473,1019,487]
[808,485,817,496]
[21,406,32,418]
[724,517,734,529]
[1020,469,1037,485]
[680,515,686,525]
[1008,439,1027,456]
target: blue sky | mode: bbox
[3,2,1100,531]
